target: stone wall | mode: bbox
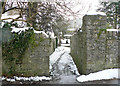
[2,32,55,76]
[0,26,2,78]
[0,45,2,76]
[71,15,119,74]
[106,31,118,69]
[70,28,87,74]
[0,2,2,83]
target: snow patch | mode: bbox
[11,27,30,34]
[2,76,51,82]
[50,32,55,38]
[47,31,55,38]
[58,52,80,75]
[6,78,16,82]
[61,44,70,47]
[107,29,120,32]
[86,11,106,16]
[77,69,120,82]
[50,47,67,68]
[1,14,20,22]
[79,30,82,32]
[64,34,72,37]
[11,27,49,38]
[0,22,5,28]
[67,29,76,31]
[34,30,49,38]
[61,39,70,44]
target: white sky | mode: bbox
[4,0,101,19]
[4,0,105,21]
[63,0,101,20]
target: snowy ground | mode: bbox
[77,69,120,83]
[61,44,70,47]
[50,46,79,76]
[1,76,51,82]
[49,46,79,78]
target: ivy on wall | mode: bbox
[2,22,35,76]
[97,24,112,39]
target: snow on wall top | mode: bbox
[64,34,73,37]
[2,14,52,38]
[1,14,20,22]
[86,11,106,16]
[11,27,49,38]
[34,30,49,38]
[107,29,120,32]
[11,27,30,34]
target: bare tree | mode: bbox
[0,0,87,34]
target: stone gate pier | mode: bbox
[71,14,119,74]
[1,27,56,76]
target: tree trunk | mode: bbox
[27,2,38,30]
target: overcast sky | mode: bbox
[63,0,101,19]
[4,0,119,19]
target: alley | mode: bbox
[49,46,80,84]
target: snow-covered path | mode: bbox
[49,46,80,84]
[49,46,120,84]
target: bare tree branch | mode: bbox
[1,18,32,26]
[2,7,28,14]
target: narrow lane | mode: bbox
[49,46,80,84]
